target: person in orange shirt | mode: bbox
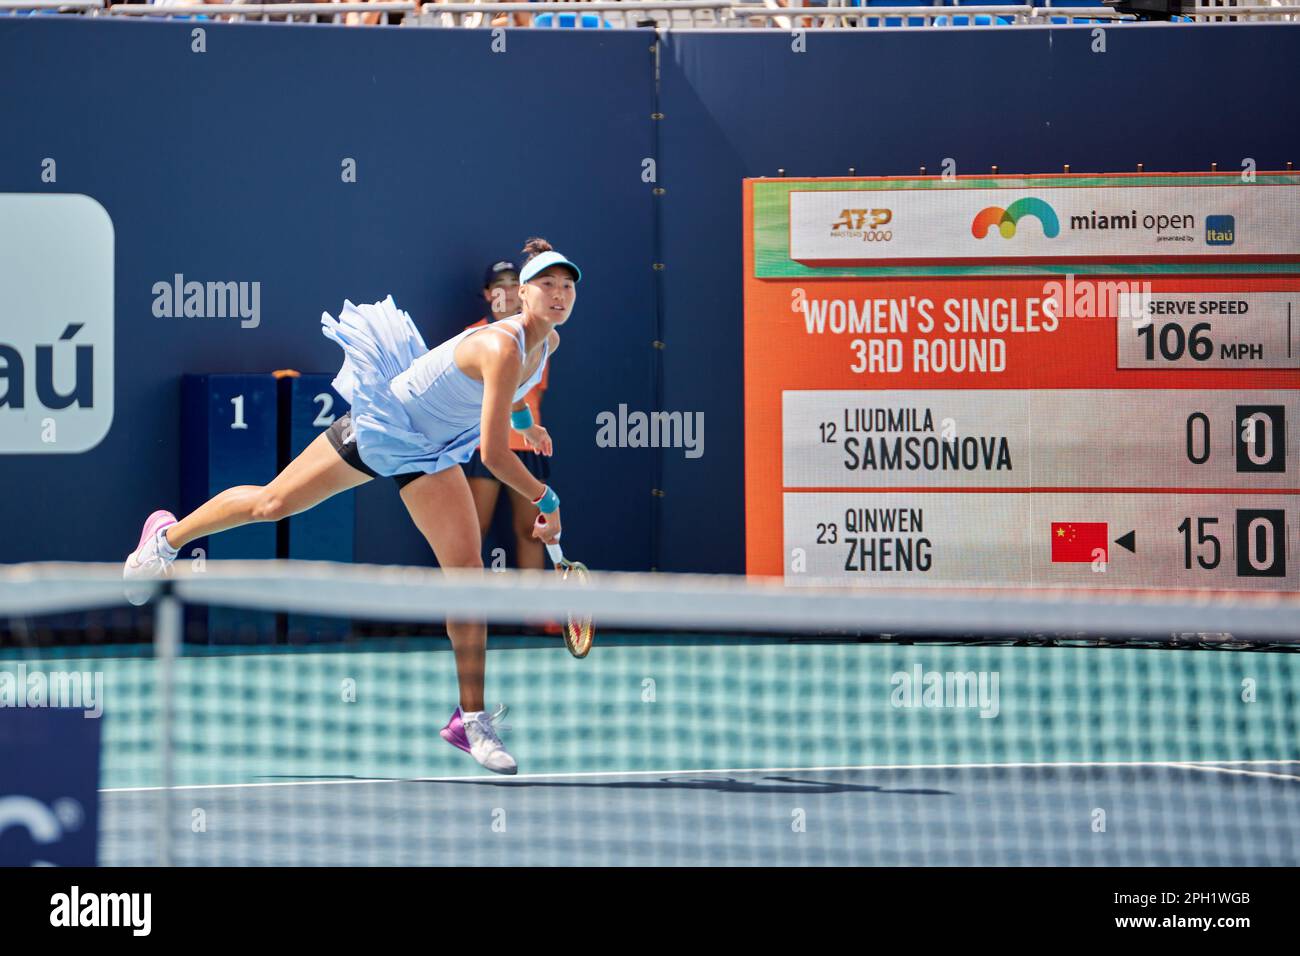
[462,258,551,571]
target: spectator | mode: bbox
[340,0,418,26]
[462,259,552,572]
[419,0,529,28]
[342,0,386,27]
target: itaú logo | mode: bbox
[0,194,115,453]
[0,794,85,866]
[971,198,1060,240]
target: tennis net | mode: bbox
[2,561,1298,866]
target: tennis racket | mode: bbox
[539,518,594,658]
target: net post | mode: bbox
[155,590,181,867]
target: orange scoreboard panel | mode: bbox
[743,173,1300,590]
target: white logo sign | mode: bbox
[786,184,1299,267]
[0,795,85,867]
[0,194,115,453]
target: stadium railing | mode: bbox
[104,1,419,21]
[1,0,104,12]
[412,0,733,27]
[4,0,1297,26]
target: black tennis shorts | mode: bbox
[462,445,551,482]
[326,412,426,490]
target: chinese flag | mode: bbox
[1050,522,1109,563]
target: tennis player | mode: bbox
[122,238,581,775]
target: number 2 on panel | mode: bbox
[313,393,335,427]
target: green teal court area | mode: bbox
[9,637,1300,865]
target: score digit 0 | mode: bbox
[1179,510,1287,578]
[1185,407,1285,473]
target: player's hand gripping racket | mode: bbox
[538,516,594,658]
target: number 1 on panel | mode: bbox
[231,394,248,430]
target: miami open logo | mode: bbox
[971,198,1060,240]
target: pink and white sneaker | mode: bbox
[440,705,517,775]
[122,510,179,606]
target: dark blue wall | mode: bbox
[2,19,1298,572]
[0,18,657,570]
[655,23,1300,572]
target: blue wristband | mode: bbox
[533,485,560,514]
[510,407,534,431]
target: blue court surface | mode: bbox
[99,761,1300,866]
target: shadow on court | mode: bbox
[435,774,950,796]
[252,772,951,796]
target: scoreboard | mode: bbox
[743,173,1300,591]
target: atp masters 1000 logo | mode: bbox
[830,208,893,242]
[0,194,115,453]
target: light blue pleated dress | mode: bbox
[320,296,550,477]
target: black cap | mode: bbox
[483,259,519,288]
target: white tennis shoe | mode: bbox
[440,705,517,775]
[122,510,179,606]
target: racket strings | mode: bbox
[558,560,594,658]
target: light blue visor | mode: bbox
[519,250,582,284]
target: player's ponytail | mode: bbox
[521,237,554,262]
